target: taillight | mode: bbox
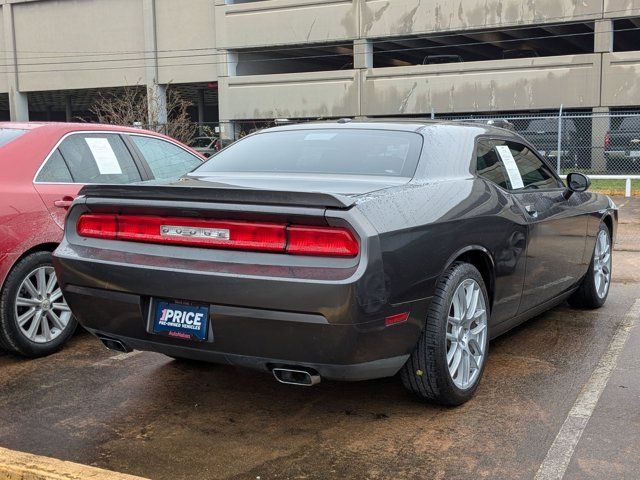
[604,133,611,148]
[76,214,117,240]
[286,226,359,257]
[76,214,359,257]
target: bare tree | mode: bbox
[88,85,197,145]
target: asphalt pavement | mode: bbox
[0,196,638,480]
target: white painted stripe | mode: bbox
[534,298,640,480]
[92,350,142,366]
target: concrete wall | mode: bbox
[215,0,358,50]
[13,0,146,91]
[601,52,640,107]
[362,55,602,115]
[219,70,359,119]
[604,0,640,18]
[156,0,217,84]
[361,0,604,38]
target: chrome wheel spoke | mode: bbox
[593,230,611,299]
[18,307,37,327]
[23,278,39,299]
[446,278,488,390]
[25,310,43,340]
[47,310,66,330]
[52,302,70,312]
[49,288,63,303]
[16,297,41,307]
[41,316,52,341]
[468,337,484,356]
[15,266,69,344]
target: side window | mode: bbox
[476,139,562,191]
[36,150,73,183]
[129,135,201,180]
[57,133,142,184]
[506,142,562,190]
[476,140,511,189]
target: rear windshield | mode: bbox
[0,128,27,147]
[195,129,423,177]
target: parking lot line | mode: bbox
[0,446,148,480]
[92,350,143,367]
[534,298,640,480]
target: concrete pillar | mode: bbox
[591,107,610,172]
[143,0,167,128]
[594,20,614,53]
[65,96,73,122]
[217,50,238,139]
[219,121,239,141]
[353,39,373,69]
[197,89,205,135]
[3,4,28,121]
[147,83,167,127]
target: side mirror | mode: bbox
[563,172,591,199]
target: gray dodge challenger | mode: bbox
[53,121,617,405]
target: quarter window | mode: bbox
[129,135,201,180]
[476,139,562,191]
[36,150,73,183]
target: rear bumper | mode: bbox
[53,238,428,381]
[87,327,409,381]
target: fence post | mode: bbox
[626,178,632,198]
[556,104,563,174]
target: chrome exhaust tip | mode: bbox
[272,367,321,386]
[97,336,132,353]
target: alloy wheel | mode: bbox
[593,229,612,299]
[14,266,71,344]
[446,279,488,390]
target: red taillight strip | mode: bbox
[76,214,359,257]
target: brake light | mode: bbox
[76,214,359,257]
[604,132,611,148]
[76,214,117,240]
[286,226,359,257]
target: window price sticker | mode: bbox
[495,145,524,189]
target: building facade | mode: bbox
[0,0,639,138]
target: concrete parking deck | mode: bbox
[0,197,638,480]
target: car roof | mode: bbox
[262,119,519,137]
[0,121,164,136]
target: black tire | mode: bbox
[401,262,490,406]
[569,223,611,309]
[0,251,77,357]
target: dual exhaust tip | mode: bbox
[272,367,321,386]
[98,336,132,354]
[98,336,321,387]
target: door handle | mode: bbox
[53,196,76,209]
[524,205,538,219]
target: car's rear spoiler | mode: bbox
[78,183,356,209]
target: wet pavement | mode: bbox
[1,197,639,480]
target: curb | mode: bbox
[0,446,149,480]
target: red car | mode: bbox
[0,122,205,357]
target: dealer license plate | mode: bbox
[152,299,209,341]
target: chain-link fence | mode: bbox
[443,110,640,177]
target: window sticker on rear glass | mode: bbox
[85,137,122,175]
[495,145,525,189]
